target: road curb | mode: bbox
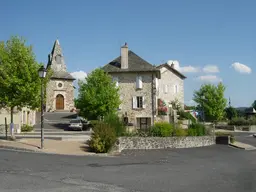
[0,144,117,157]
[229,143,256,150]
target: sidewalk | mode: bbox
[229,141,256,150]
[0,138,110,156]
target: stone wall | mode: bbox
[157,66,184,109]
[114,136,215,152]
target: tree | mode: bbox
[193,82,227,122]
[252,100,256,110]
[225,106,238,120]
[76,68,121,120]
[0,36,43,131]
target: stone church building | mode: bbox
[45,40,75,112]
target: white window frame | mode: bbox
[164,85,168,94]
[136,76,143,89]
[112,76,119,87]
[174,85,179,94]
[132,96,145,109]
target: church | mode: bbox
[45,40,75,112]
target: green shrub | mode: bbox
[103,113,125,136]
[215,131,235,143]
[173,128,188,136]
[178,110,196,124]
[150,122,173,137]
[21,124,33,132]
[228,117,249,126]
[187,123,206,136]
[88,122,116,153]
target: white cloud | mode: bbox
[167,60,200,73]
[197,75,222,82]
[203,65,219,73]
[71,71,87,80]
[231,62,251,74]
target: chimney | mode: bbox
[121,42,128,69]
[171,63,174,68]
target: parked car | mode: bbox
[68,118,92,131]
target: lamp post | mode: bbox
[38,66,47,149]
[201,95,205,123]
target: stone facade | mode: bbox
[110,72,157,128]
[113,136,215,152]
[0,107,36,134]
[46,79,74,111]
[45,40,75,112]
[157,65,185,109]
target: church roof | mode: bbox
[51,71,75,80]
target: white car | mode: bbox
[68,118,91,131]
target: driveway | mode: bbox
[0,145,256,192]
[34,112,78,131]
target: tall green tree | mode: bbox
[0,36,43,130]
[76,68,121,120]
[225,106,238,120]
[193,82,227,122]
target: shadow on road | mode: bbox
[61,114,78,119]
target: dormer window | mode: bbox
[136,76,142,89]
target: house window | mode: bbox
[112,77,119,87]
[133,96,145,109]
[164,85,168,93]
[136,76,142,89]
[174,85,179,93]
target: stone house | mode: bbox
[102,43,160,129]
[45,40,75,112]
[156,63,186,112]
[0,107,36,133]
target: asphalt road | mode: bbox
[1,145,256,192]
[232,132,256,147]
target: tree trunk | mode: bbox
[10,106,14,136]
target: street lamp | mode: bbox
[201,95,205,123]
[38,66,47,149]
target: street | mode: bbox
[1,145,256,192]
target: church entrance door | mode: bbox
[56,94,64,110]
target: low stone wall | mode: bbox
[114,136,215,152]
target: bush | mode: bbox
[187,123,206,136]
[178,110,196,124]
[103,113,125,136]
[173,128,188,136]
[88,122,116,153]
[228,117,249,126]
[215,131,235,143]
[21,124,33,132]
[150,122,174,137]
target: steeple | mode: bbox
[47,39,67,72]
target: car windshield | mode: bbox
[70,120,81,124]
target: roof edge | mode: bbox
[157,63,187,79]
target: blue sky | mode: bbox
[1,0,256,107]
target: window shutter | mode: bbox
[119,95,122,110]
[132,96,137,109]
[155,78,159,90]
[112,77,119,87]
[136,76,142,89]
[176,85,179,93]
[164,85,168,93]
[142,96,146,108]
[173,85,176,93]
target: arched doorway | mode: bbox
[56,94,64,110]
